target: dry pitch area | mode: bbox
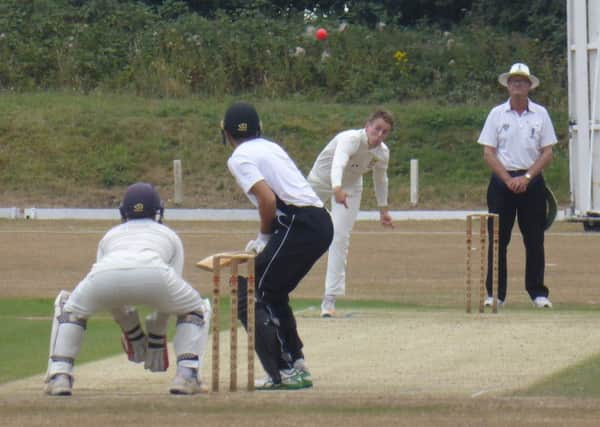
[2,219,600,426]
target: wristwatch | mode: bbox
[524,172,532,180]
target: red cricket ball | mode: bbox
[315,28,328,41]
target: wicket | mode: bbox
[211,252,256,392]
[465,213,499,313]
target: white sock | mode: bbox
[176,365,197,380]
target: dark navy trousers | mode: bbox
[485,171,549,302]
[237,204,333,382]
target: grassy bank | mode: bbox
[0,92,570,210]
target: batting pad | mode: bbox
[47,290,86,379]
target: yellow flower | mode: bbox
[394,50,408,63]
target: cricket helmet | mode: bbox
[119,182,164,223]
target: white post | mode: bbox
[24,207,36,219]
[568,0,593,215]
[410,159,419,206]
[173,159,183,205]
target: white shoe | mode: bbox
[532,296,553,308]
[484,296,504,308]
[45,374,72,396]
[320,296,336,317]
[254,369,299,388]
[255,374,273,388]
[169,375,207,395]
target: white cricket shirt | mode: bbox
[308,128,390,206]
[478,99,557,170]
[92,219,184,275]
[227,137,323,208]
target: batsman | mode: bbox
[220,101,333,390]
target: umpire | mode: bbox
[477,63,558,308]
[220,101,333,389]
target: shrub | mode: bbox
[0,1,565,109]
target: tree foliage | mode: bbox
[139,1,566,54]
[140,0,564,32]
[0,0,566,108]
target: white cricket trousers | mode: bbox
[309,181,362,297]
[65,266,207,316]
[49,266,209,378]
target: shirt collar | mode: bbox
[359,128,368,145]
[503,98,538,113]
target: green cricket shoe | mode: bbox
[254,378,283,391]
[297,368,313,388]
[255,369,310,391]
[292,358,313,388]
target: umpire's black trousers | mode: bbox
[485,171,549,302]
[237,203,333,381]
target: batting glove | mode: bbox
[245,232,271,254]
[120,327,147,363]
[144,312,169,372]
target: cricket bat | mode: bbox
[196,251,254,272]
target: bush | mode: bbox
[0,0,566,110]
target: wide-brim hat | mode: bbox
[498,63,539,89]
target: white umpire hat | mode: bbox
[498,63,539,89]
